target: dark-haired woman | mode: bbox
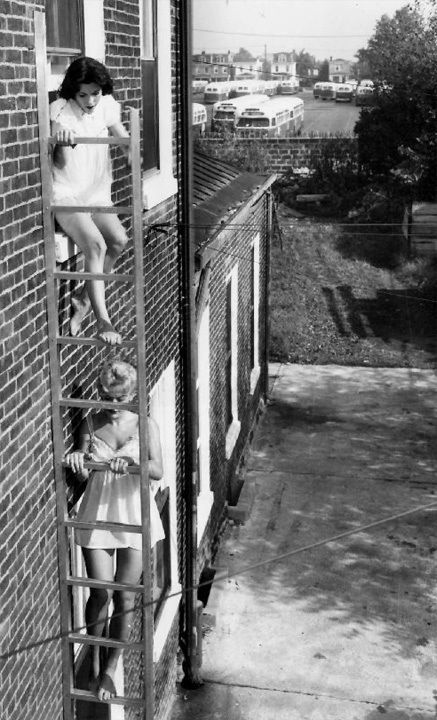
[50,57,130,345]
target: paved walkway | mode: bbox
[171,363,437,720]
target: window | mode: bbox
[46,0,105,93]
[46,0,83,53]
[152,487,170,619]
[197,304,214,540]
[140,0,159,173]
[250,234,261,393]
[140,0,178,209]
[149,361,181,661]
[225,266,241,459]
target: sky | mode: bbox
[192,0,418,62]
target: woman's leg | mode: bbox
[98,546,143,702]
[55,212,121,344]
[81,547,115,688]
[93,213,128,272]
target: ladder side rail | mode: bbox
[130,107,155,720]
[34,11,74,720]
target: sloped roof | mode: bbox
[193,151,269,254]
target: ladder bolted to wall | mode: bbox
[35,11,154,720]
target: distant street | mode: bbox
[194,87,361,136]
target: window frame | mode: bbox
[196,303,214,540]
[149,361,181,661]
[225,265,241,459]
[140,0,178,210]
[249,234,261,393]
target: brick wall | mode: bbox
[195,135,358,175]
[206,192,270,539]
[1,1,184,719]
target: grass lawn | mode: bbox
[270,204,437,367]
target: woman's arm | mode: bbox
[64,419,91,479]
[51,121,76,168]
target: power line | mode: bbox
[195,27,376,39]
[2,498,437,661]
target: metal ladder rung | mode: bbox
[68,576,144,592]
[54,270,135,282]
[59,398,139,411]
[68,633,144,651]
[49,136,131,146]
[70,689,145,707]
[57,336,137,348]
[65,518,142,532]
[62,461,140,475]
[52,204,133,214]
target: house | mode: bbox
[231,52,263,79]
[192,51,233,82]
[329,58,353,83]
[271,52,297,80]
[192,152,276,548]
[0,3,276,720]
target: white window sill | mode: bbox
[197,489,214,544]
[55,232,78,264]
[153,583,181,662]
[143,172,178,210]
[250,364,261,394]
[225,419,241,460]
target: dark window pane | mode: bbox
[46,0,83,51]
[153,487,171,620]
[225,280,233,427]
[141,59,160,172]
[250,246,255,368]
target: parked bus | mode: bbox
[229,79,264,98]
[192,103,207,135]
[192,79,208,94]
[278,78,300,95]
[335,83,354,102]
[318,82,337,100]
[203,81,231,103]
[264,79,280,96]
[235,96,304,137]
[355,85,374,106]
[313,81,324,99]
[211,94,270,132]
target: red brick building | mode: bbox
[0,3,275,720]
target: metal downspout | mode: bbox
[179,0,202,688]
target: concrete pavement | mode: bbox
[171,363,437,720]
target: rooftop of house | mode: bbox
[192,151,269,258]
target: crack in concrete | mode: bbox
[200,677,433,713]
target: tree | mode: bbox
[355,4,437,200]
[295,49,316,83]
[318,59,329,81]
[234,47,254,61]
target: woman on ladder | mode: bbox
[65,357,165,701]
[51,57,130,345]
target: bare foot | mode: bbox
[70,295,91,337]
[97,670,117,701]
[96,319,122,345]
